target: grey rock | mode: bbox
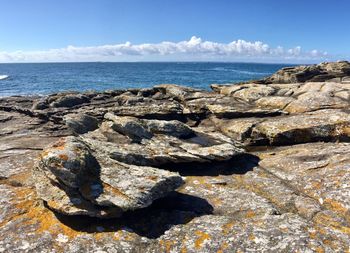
[35,136,184,217]
[50,94,89,108]
[64,113,99,134]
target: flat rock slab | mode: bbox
[216,109,350,145]
[83,114,244,167]
[258,142,350,221]
[146,213,349,252]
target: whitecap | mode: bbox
[210,67,270,75]
[0,75,9,80]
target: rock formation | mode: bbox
[1,61,350,252]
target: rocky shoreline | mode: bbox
[1,61,350,252]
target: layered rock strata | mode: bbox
[0,61,350,252]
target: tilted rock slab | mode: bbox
[35,113,244,217]
[35,136,184,217]
[83,113,244,166]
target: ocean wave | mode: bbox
[0,75,9,80]
[210,67,270,75]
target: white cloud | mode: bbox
[0,36,330,63]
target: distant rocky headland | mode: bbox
[1,61,350,252]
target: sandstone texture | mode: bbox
[1,61,350,252]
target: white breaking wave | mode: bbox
[0,75,9,80]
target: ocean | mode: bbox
[0,62,291,96]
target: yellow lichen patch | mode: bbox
[210,197,222,207]
[113,231,122,241]
[40,150,50,159]
[217,241,229,253]
[315,246,325,253]
[245,210,256,219]
[311,181,322,190]
[94,232,108,240]
[248,233,256,241]
[194,230,211,249]
[102,182,130,199]
[313,212,350,235]
[10,186,84,240]
[323,198,348,217]
[159,239,174,253]
[221,222,235,235]
[309,230,317,239]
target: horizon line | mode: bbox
[0,60,312,65]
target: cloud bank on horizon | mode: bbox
[0,36,330,63]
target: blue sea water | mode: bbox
[0,62,292,96]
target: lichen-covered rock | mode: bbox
[215,109,350,145]
[35,136,184,217]
[81,113,245,168]
[147,213,345,253]
[258,142,350,221]
[262,61,350,84]
[1,61,350,252]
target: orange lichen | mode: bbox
[52,139,66,149]
[314,212,350,235]
[248,233,256,241]
[324,198,348,216]
[58,154,69,161]
[165,240,174,253]
[245,210,256,219]
[194,230,211,249]
[311,181,322,190]
[159,239,174,253]
[309,231,317,239]
[217,242,229,253]
[180,244,188,253]
[102,182,130,199]
[40,150,50,158]
[222,222,235,235]
[210,197,222,207]
[9,187,83,239]
[147,175,159,181]
[315,246,325,253]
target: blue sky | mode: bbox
[0,0,349,63]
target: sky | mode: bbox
[0,0,349,63]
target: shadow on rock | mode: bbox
[48,192,213,239]
[160,153,260,176]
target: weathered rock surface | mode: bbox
[215,109,350,145]
[262,61,350,84]
[1,61,350,252]
[35,135,185,218]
